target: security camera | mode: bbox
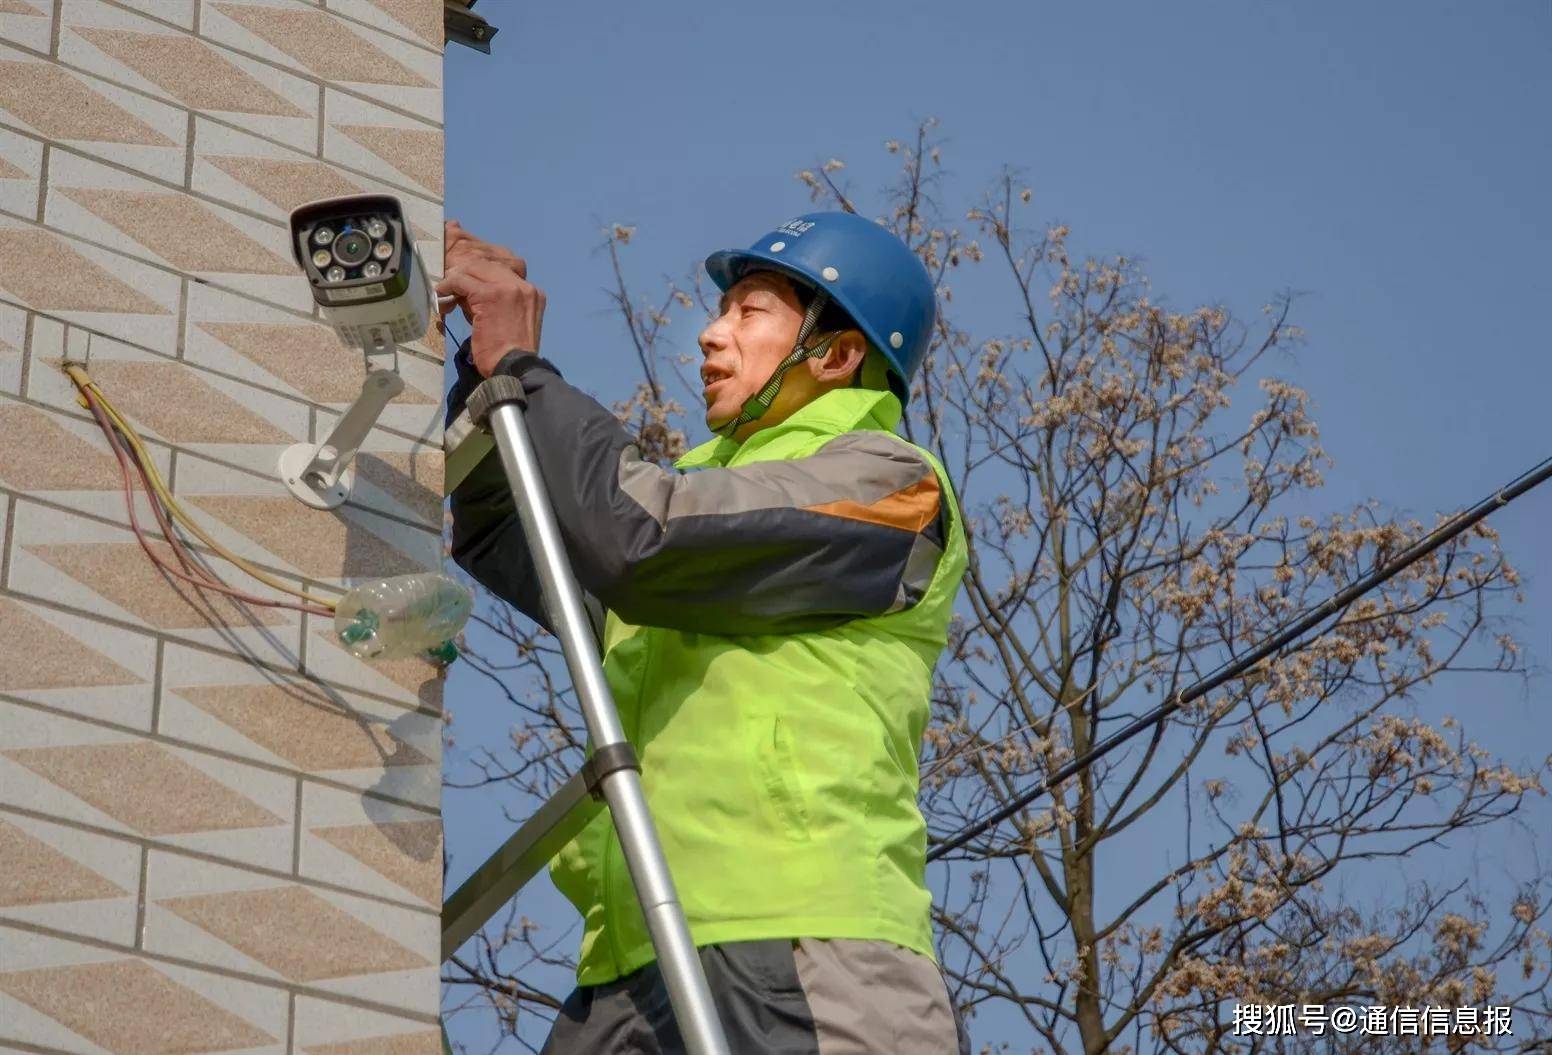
[289,193,431,353]
[280,193,432,510]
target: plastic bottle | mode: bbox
[334,572,473,661]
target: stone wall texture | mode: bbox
[0,1,446,1051]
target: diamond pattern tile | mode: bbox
[54,359,292,443]
[74,27,309,116]
[0,597,142,689]
[311,820,440,904]
[198,320,434,404]
[4,741,285,835]
[158,885,428,981]
[0,60,176,146]
[205,155,363,212]
[189,495,424,578]
[213,4,432,87]
[0,818,126,907]
[0,229,168,313]
[174,682,432,771]
[359,0,440,45]
[335,124,442,196]
[58,188,293,274]
[307,1032,442,1055]
[353,450,443,523]
[24,541,292,629]
[0,404,122,491]
[0,959,276,1054]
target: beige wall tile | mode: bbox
[0,218,182,352]
[0,386,177,529]
[60,0,320,153]
[144,851,439,1015]
[0,125,42,219]
[324,91,442,201]
[0,41,190,185]
[299,620,446,715]
[158,643,441,801]
[185,280,442,410]
[0,592,156,726]
[0,705,297,871]
[327,0,442,51]
[0,813,139,945]
[0,0,53,53]
[0,930,288,1054]
[7,497,307,669]
[190,117,445,240]
[205,1,438,91]
[112,0,194,29]
[300,779,439,906]
[0,303,24,393]
[295,993,442,1054]
[350,444,444,526]
[169,461,443,582]
[44,149,313,314]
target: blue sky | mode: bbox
[441,3,1551,1049]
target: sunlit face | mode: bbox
[697,271,810,432]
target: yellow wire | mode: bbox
[63,363,340,611]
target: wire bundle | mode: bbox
[63,362,339,619]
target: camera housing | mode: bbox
[289,194,431,352]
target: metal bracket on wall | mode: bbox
[445,0,498,53]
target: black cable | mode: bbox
[927,454,1552,863]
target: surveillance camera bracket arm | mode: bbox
[279,366,404,510]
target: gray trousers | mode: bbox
[540,938,971,1054]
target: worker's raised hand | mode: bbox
[439,219,545,378]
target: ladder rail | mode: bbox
[441,383,731,1055]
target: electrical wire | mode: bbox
[926,453,1552,863]
[64,363,339,617]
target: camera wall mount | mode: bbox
[280,193,429,510]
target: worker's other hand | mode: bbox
[438,219,546,378]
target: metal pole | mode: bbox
[481,397,731,1055]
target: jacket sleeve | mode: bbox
[446,342,949,637]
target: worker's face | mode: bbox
[697,271,811,432]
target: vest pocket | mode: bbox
[757,714,812,842]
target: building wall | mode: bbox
[0,1,446,1051]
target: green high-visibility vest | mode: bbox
[549,386,969,985]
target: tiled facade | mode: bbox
[0,1,446,1050]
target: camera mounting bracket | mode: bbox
[279,366,404,510]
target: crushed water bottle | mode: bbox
[334,572,473,662]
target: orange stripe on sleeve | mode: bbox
[803,473,941,533]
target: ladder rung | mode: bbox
[441,769,601,962]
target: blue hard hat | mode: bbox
[704,211,936,401]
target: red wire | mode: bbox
[80,388,335,618]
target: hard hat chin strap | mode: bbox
[714,289,839,439]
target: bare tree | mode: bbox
[442,122,1552,1054]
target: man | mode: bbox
[442,211,970,1054]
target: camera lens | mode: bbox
[366,217,388,239]
[332,228,371,266]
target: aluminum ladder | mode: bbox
[438,375,731,1055]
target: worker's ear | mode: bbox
[810,329,867,386]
